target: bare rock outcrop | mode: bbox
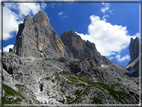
[12,11,68,58]
[129,37,140,64]
[126,37,142,77]
[61,30,110,67]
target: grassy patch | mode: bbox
[112,83,123,87]
[67,88,89,104]
[94,82,128,104]
[51,79,55,83]
[47,71,130,104]
[15,84,41,104]
[66,96,74,104]
[15,84,27,92]
[3,84,26,104]
[91,97,102,104]
[45,77,51,80]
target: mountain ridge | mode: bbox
[12,11,110,68]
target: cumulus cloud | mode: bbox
[3,44,14,52]
[108,56,114,60]
[135,32,140,39]
[100,3,109,13]
[18,3,41,17]
[58,11,63,16]
[2,3,47,40]
[3,6,22,40]
[77,15,137,57]
[116,54,130,62]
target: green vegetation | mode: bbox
[94,82,129,104]
[15,84,27,92]
[112,83,123,87]
[51,79,55,83]
[67,88,90,104]
[45,76,51,80]
[91,97,102,104]
[15,84,41,104]
[45,71,130,104]
[3,84,26,104]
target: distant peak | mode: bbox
[130,37,139,43]
[68,30,75,33]
[66,30,79,37]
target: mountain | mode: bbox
[126,37,142,77]
[2,11,140,105]
[61,30,110,67]
[129,37,140,64]
[12,11,68,58]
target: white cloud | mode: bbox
[58,11,63,16]
[2,3,47,41]
[101,7,109,13]
[135,32,140,39]
[116,54,130,62]
[103,15,109,21]
[101,3,109,13]
[77,15,137,57]
[109,57,114,60]
[41,3,47,10]
[3,44,14,52]
[3,6,22,40]
[18,3,41,17]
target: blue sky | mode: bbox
[1,2,140,66]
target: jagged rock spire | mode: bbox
[12,11,68,58]
[61,30,110,67]
[129,37,139,64]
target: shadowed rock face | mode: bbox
[127,37,142,77]
[12,11,68,58]
[61,30,110,67]
[129,37,139,64]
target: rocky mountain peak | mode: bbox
[61,30,85,51]
[126,37,141,77]
[33,10,49,25]
[24,15,32,22]
[129,37,139,64]
[12,11,68,58]
[61,30,110,67]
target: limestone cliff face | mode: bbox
[61,30,110,67]
[129,37,140,64]
[127,37,142,77]
[12,11,68,58]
